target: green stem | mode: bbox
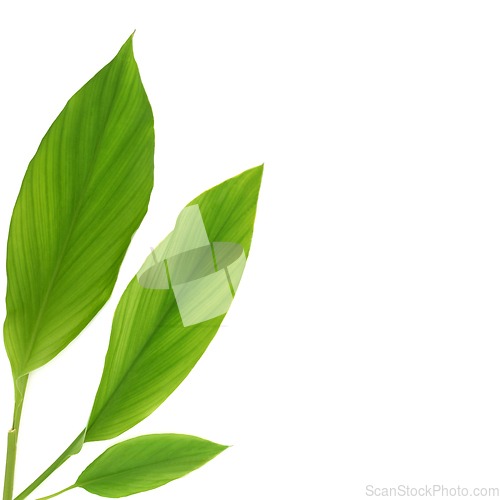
[14,430,85,500]
[3,375,28,500]
[34,485,75,500]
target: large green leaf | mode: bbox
[3,34,155,380]
[36,434,227,499]
[85,165,263,442]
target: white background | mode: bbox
[1,1,500,499]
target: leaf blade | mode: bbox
[75,434,227,498]
[4,34,155,379]
[85,165,263,442]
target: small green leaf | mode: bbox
[74,434,227,498]
[85,165,263,442]
[4,33,155,380]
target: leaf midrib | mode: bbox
[77,450,216,489]
[18,68,123,377]
[87,294,178,434]
[87,211,242,435]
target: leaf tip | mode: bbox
[216,443,232,454]
[119,30,137,58]
[250,163,264,186]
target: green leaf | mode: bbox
[3,33,155,380]
[36,434,227,499]
[85,165,263,442]
[78,434,227,497]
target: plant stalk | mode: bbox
[14,430,85,500]
[3,375,28,500]
[34,485,75,500]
